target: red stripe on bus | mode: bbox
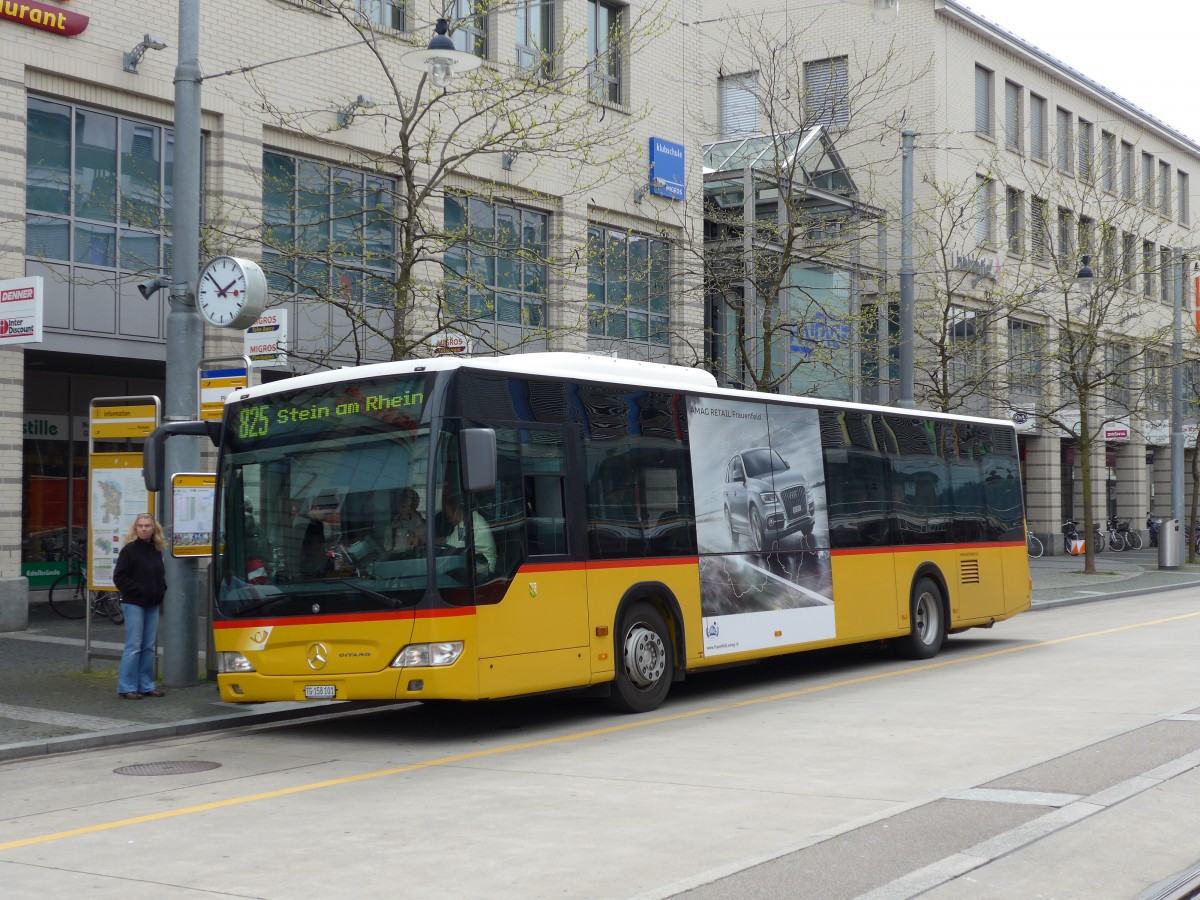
[831,541,1025,557]
[213,606,476,629]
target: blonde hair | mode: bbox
[124,513,166,551]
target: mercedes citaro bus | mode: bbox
[146,353,1030,713]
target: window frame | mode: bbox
[975,65,994,137]
[587,0,624,105]
[1029,93,1047,162]
[805,56,851,128]
[516,0,553,76]
[587,223,671,350]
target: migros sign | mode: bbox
[1,0,89,36]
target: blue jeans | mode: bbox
[118,603,160,694]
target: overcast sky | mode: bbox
[957,1,1199,142]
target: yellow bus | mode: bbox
[194,352,1029,713]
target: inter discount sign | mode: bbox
[0,276,43,345]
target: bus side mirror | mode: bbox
[143,420,223,491]
[461,427,497,493]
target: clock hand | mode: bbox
[204,272,222,290]
[220,279,239,294]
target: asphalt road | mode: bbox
[3,588,1200,899]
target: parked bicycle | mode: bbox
[1062,518,1104,554]
[48,547,124,623]
[1112,518,1142,551]
[1026,529,1044,559]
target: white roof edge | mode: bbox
[936,0,1200,154]
[230,351,1015,429]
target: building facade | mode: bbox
[2,0,711,618]
[697,0,1200,549]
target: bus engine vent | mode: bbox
[959,557,980,584]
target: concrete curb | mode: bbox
[0,700,411,763]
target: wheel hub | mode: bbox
[623,625,666,688]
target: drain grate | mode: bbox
[114,761,222,776]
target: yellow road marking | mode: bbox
[4,609,1199,852]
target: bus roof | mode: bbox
[229,352,1015,430]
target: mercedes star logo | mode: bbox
[307,642,329,670]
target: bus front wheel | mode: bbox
[896,577,946,660]
[607,601,674,714]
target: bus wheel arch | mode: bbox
[896,566,948,660]
[605,585,684,714]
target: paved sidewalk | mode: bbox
[3,548,1200,764]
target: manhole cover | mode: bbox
[114,761,222,776]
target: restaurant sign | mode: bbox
[1,0,90,36]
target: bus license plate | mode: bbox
[304,685,336,700]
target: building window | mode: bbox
[1121,141,1134,198]
[1008,318,1040,404]
[805,56,850,127]
[1122,232,1136,287]
[1057,206,1073,265]
[975,175,993,247]
[975,65,993,136]
[1143,240,1156,298]
[261,151,396,305]
[1147,350,1169,417]
[1101,131,1115,192]
[1161,247,1172,304]
[357,0,404,30]
[1004,80,1021,151]
[587,225,670,348]
[1078,215,1093,261]
[720,72,759,139]
[1099,225,1116,279]
[444,195,547,328]
[948,305,982,386]
[1077,119,1092,181]
[1179,170,1190,225]
[449,0,487,59]
[1030,196,1047,262]
[1029,93,1046,162]
[25,97,174,279]
[1159,160,1172,217]
[1106,343,1131,412]
[516,0,552,74]
[1056,107,1072,174]
[1142,152,1155,208]
[1005,187,1023,255]
[588,0,623,104]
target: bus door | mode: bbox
[474,424,590,693]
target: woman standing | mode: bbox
[113,513,168,699]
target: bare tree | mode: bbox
[205,1,668,369]
[677,12,925,395]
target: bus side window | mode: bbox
[525,474,567,556]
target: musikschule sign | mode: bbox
[1,0,90,36]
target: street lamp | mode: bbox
[1073,255,1095,293]
[402,18,482,89]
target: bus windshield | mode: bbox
[214,374,435,619]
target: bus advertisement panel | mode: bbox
[687,396,834,656]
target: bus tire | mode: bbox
[606,601,674,714]
[897,576,946,660]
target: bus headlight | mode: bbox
[217,652,256,673]
[390,641,464,668]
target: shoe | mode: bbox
[142,689,166,697]
[118,692,143,699]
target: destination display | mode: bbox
[228,375,430,449]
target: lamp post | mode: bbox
[897,129,916,408]
[160,0,203,686]
[1171,247,1184,565]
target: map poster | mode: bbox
[171,473,216,557]
[89,453,153,590]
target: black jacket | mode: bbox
[113,538,167,608]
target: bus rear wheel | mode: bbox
[896,576,946,660]
[606,601,674,714]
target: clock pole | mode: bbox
[162,0,203,686]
